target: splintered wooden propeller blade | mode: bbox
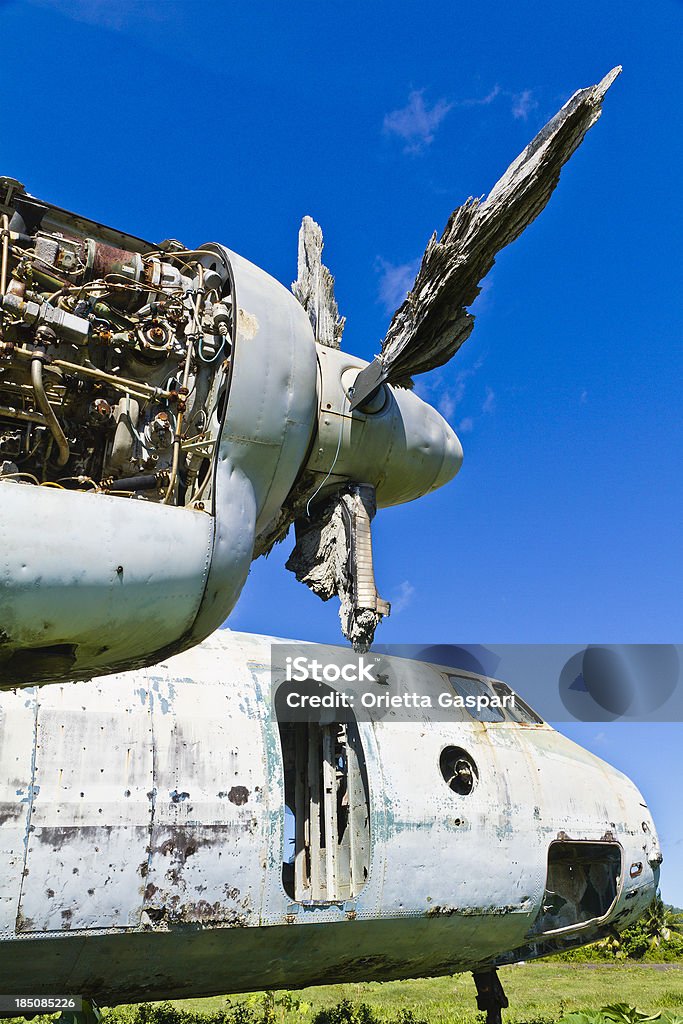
[349,67,621,410]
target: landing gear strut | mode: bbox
[472,969,509,1024]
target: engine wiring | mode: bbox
[0,211,236,512]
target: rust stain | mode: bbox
[228,785,249,805]
[155,830,206,864]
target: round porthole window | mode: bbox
[440,746,478,796]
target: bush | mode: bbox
[311,1002,428,1024]
[554,892,683,964]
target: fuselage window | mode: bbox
[276,682,371,903]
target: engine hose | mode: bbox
[0,214,8,295]
[163,263,204,505]
[103,472,169,493]
[30,357,70,467]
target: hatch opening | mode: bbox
[277,682,371,903]
[531,841,622,936]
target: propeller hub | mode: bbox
[306,346,463,508]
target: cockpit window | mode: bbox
[446,674,544,725]
[446,674,506,722]
[491,681,544,725]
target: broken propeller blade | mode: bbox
[292,215,346,349]
[367,66,622,391]
[286,484,389,652]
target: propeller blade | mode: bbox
[350,66,621,409]
[292,215,345,348]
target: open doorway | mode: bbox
[277,684,371,902]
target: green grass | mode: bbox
[107,963,683,1024]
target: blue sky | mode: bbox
[3,1,681,903]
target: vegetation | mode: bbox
[6,963,683,1024]
[557,895,683,964]
[559,1009,682,1024]
[100,962,683,1024]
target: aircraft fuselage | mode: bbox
[0,631,660,1002]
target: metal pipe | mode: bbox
[189,462,213,505]
[55,359,172,401]
[12,347,169,403]
[0,214,9,295]
[163,264,204,505]
[0,471,40,485]
[30,358,70,466]
[0,405,48,426]
[57,476,100,491]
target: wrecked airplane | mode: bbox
[0,66,655,1023]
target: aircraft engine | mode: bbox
[0,181,320,686]
[0,188,234,503]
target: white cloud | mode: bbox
[25,0,170,31]
[420,360,485,429]
[463,84,537,123]
[375,256,421,314]
[383,90,453,154]
[482,386,496,414]
[511,89,538,121]
[456,86,501,109]
[438,392,456,421]
[384,84,539,155]
[580,389,588,405]
[452,363,480,403]
[391,580,415,614]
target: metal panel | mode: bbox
[0,688,36,933]
[373,714,545,945]
[347,725,370,896]
[141,656,267,929]
[0,485,215,684]
[17,679,153,930]
[211,247,318,535]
